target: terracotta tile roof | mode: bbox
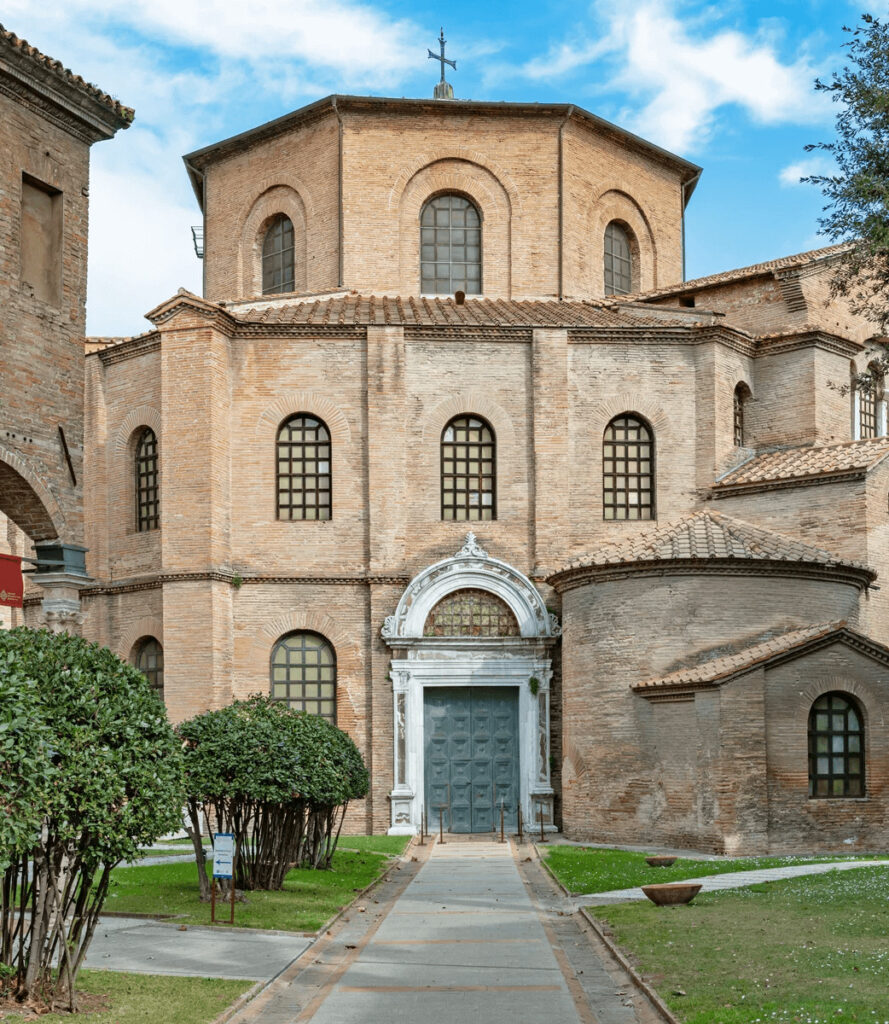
[225,294,700,329]
[633,622,848,692]
[633,244,851,301]
[554,509,868,572]
[715,439,889,491]
[0,24,134,125]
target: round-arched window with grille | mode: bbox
[135,637,164,701]
[262,214,295,295]
[420,194,482,295]
[808,692,865,798]
[603,414,654,520]
[441,415,496,521]
[270,632,336,721]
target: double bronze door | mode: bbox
[424,686,519,833]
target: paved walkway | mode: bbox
[575,858,889,907]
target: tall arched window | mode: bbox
[603,414,654,520]
[262,214,295,295]
[808,692,864,797]
[734,382,752,447]
[276,414,331,521]
[604,222,633,296]
[270,631,336,721]
[135,428,159,532]
[135,637,164,701]
[441,415,495,521]
[856,361,885,439]
[420,194,481,295]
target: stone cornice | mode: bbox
[712,469,866,498]
[548,558,875,594]
[755,330,862,359]
[95,333,161,366]
[80,571,411,597]
[0,31,132,143]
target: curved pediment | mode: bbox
[382,533,560,642]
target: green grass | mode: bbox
[0,971,250,1023]
[543,845,880,894]
[335,835,409,856]
[105,846,400,932]
[135,848,196,859]
[591,865,889,1022]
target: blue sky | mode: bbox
[4,0,879,334]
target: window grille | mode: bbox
[441,415,495,521]
[136,638,164,700]
[270,632,336,721]
[604,222,633,296]
[424,588,520,637]
[808,692,864,797]
[262,214,295,295]
[135,428,159,532]
[420,195,481,295]
[734,383,751,447]
[603,414,654,520]
[277,415,331,520]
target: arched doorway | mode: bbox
[382,534,560,834]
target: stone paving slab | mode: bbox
[85,916,312,980]
[576,857,889,906]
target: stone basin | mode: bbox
[645,855,677,867]
[641,882,702,906]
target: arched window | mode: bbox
[262,214,295,295]
[424,589,520,637]
[808,692,864,797]
[135,428,159,532]
[856,361,885,439]
[270,632,336,722]
[603,414,654,520]
[604,222,633,296]
[441,415,495,521]
[420,194,481,295]
[135,637,164,701]
[276,414,331,521]
[734,382,752,447]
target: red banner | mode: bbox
[0,553,24,608]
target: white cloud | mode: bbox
[515,0,829,153]
[779,155,835,187]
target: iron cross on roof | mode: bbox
[428,28,457,99]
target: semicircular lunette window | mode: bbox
[423,588,520,637]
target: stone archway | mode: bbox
[382,534,560,834]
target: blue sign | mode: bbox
[212,833,234,879]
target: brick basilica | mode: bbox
[3,28,889,853]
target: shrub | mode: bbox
[179,695,368,894]
[0,628,184,1012]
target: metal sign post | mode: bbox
[211,832,235,924]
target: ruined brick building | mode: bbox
[4,27,889,853]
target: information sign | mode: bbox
[212,833,234,879]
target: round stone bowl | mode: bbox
[641,882,702,906]
[645,855,677,867]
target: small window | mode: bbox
[441,415,495,521]
[270,631,336,721]
[857,362,885,439]
[734,382,751,447]
[276,414,331,521]
[603,414,654,520]
[420,195,482,295]
[424,589,520,637]
[135,637,164,701]
[808,692,864,798]
[604,222,633,296]
[21,174,62,305]
[262,214,295,295]
[135,428,159,532]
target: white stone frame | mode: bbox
[382,534,560,835]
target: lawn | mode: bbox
[0,971,250,1023]
[591,865,889,1023]
[105,840,409,932]
[543,845,878,894]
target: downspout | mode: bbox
[332,97,345,289]
[558,105,574,300]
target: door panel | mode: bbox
[424,687,519,833]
